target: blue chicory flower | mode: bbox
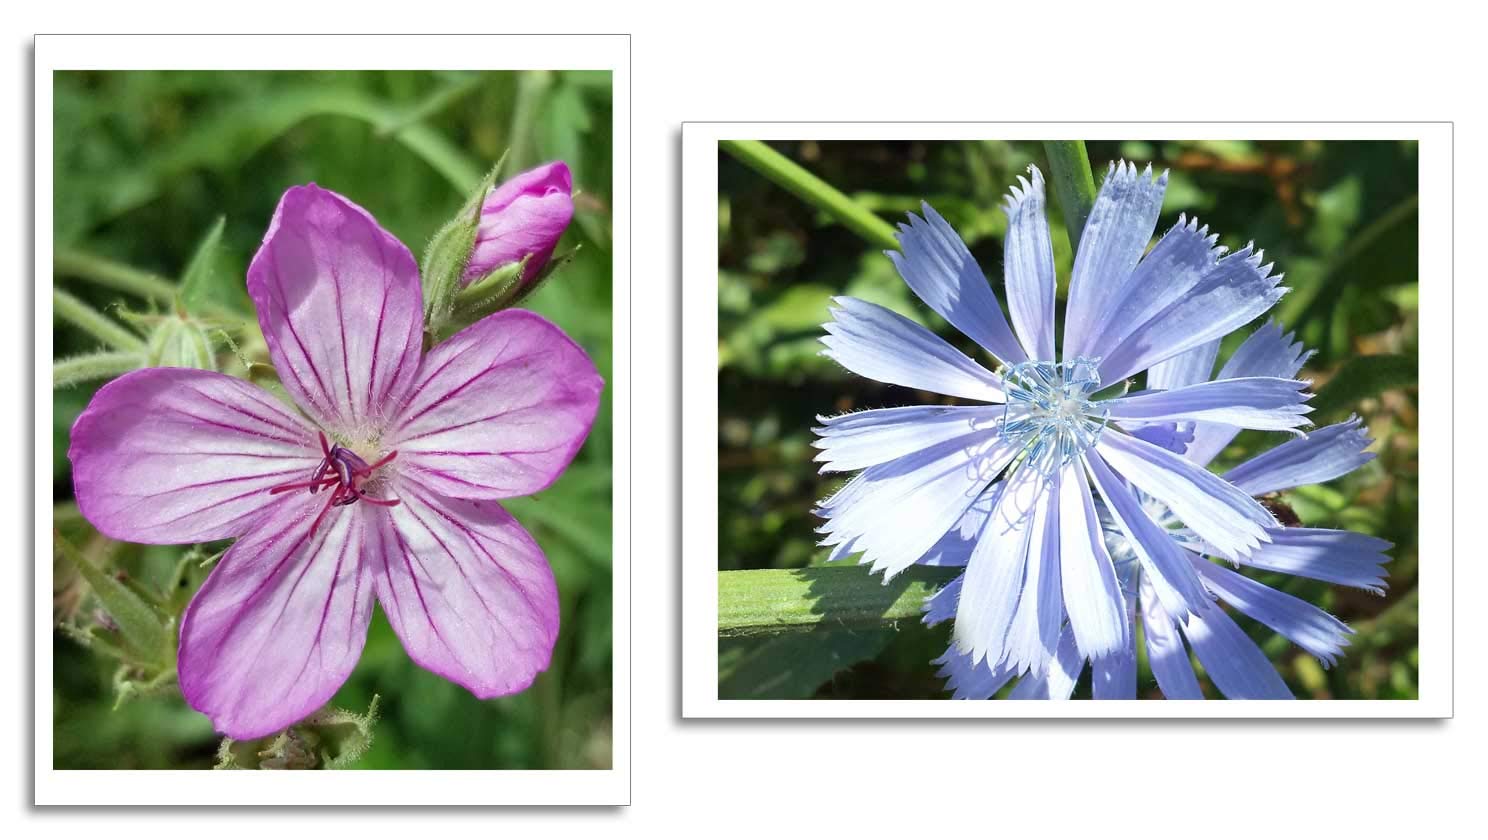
[812,161,1391,698]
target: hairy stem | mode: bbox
[52,288,145,352]
[54,249,179,305]
[54,351,141,388]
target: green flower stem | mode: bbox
[721,140,900,251]
[1042,140,1098,250]
[718,566,959,639]
[52,288,145,352]
[54,249,179,305]
[54,351,142,388]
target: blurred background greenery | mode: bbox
[52,69,613,768]
[717,139,1419,700]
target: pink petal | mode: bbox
[371,481,559,698]
[69,368,320,544]
[387,309,602,499]
[247,184,424,435]
[178,491,376,739]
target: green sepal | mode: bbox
[421,151,508,343]
[437,244,581,342]
[143,315,218,370]
[214,695,380,770]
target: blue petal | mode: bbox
[1007,626,1084,699]
[1223,416,1376,496]
[1097,244,1287,385]
[934,645,1018,699]
[821,296,1005,402]
[888,204,1027,366]
[1090,214,1224,363]
[1064,161,1168,359]
[1001,166,1057,361]
[1181,605,1294,699]
[1147,337,1220,391]
[923,573,963,626]
[1000,466,1065,675]
[1186,321,1312,465]
[1091,648,1136,699]
[816,432,1017,579]
[1139,572,1204,699]
[1103,377,1313,432]
[1057,461,1129,660]
[916,482,999,567]
[813,404,1003,473]
[1085,452,1211,620]
[1122,421,1195,454]
[952,467,1051,667]
[1217,320,1313,380]
[1194,560,1353,667]
[1095,429,1276,561]
[1229,528,1393,595]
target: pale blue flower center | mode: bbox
[1000,357,1109,474]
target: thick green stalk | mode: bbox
[54,249,179,305]
[1042,140,1098,250]
[52,288,145,352]
[718,566,958,638]
[721,140,900,251]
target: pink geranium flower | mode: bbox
[68,185,603,739]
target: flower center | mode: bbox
[268,432,400,533]
[1000,357,1109,474]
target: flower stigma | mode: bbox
[999,357,1110,476]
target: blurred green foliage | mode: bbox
[717,139,1419,700]
[52,70,613,768]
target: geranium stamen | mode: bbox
[271,436,400,517]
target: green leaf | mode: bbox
[718,566,959,638]
[719,629,894,699]
[179,216,246,315]
[1310,353,1417,419]
[54,530,170,667]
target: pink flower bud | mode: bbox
[462,161,574,286]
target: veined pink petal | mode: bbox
[178,492,376,739]
[387,309,602,500]
[247,184,424,436]
[371,481,559,698]
[69,368,320,544]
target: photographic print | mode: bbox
[38,35,630,804]
[682,125,1450,715]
